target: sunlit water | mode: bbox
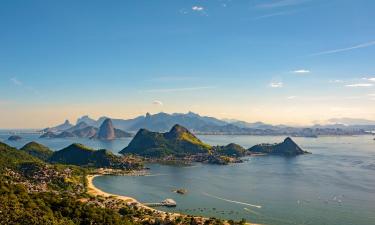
[2,133,375,225]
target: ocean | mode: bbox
[1,133,375,225]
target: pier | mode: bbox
[144,199,177,207]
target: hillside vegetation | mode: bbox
[120,124,212,157]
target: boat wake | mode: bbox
[202,192,262,209]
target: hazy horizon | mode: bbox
[2,111,375,130]
[1,0,375,128]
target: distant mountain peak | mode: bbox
[284,137,294,143]
[63,119,71,124]
[94,118,132,140]
[97,118,116,140]
[76,115,97,127]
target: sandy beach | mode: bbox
[86,174,183,219]
[86,174,260,225]
[87,175,139,203]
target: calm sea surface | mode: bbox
[1,133,375,225]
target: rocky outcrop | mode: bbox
[248,137,309,156]
[95,119,132,140]
[97,119,116,140]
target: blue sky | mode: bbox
[1,0,375,128]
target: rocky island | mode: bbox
[7,135,22,141]
[248,137,310,156]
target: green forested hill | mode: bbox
[248,137,309,156]
[0,142,41,171]
[20,141,54,161]
[49,143,142,169]
[0,142,136,225]
[120,124,212,157]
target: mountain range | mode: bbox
[43,112,375,137]
[41,118,132,140]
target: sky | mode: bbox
[1,0,375,128]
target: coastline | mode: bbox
[87,174,139,204]
[86,174,184,220]
[86,174,260,225]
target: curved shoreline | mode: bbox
[86,174,260,225]
[86,174,184,219]
[87,175,139,203]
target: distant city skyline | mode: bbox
[1,0,375,128]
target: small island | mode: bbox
[173,188,188,195]
[7,135,22,141]
[248,137,310,156]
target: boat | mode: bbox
[161,199,177,207]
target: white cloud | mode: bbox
[292,69,310,74]
[256,0,310,8]
[192,6,204,11]
[362,77,375,82]
[144,86,216,93]
[368,93,375,97]
[311,40,375,56]
[287,96,297,99]
[152,100,163,106]
[345,83,374,87]
[269,82,283,88]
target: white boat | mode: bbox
[161,198,177,207]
